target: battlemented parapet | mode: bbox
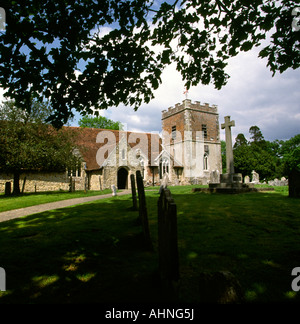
[162,99,218,120]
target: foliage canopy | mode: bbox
[0,99,80,194]
[0,0,299,126]
[78,115,123,130]
[233,126,300,179]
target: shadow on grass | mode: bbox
[0,189,299,303]
[0,196,163,304]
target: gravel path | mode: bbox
[0,190,131,223]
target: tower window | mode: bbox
[172,126,176,140]
[202,124,207,139]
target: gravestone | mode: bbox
[111,184,117,196]
[4,182,11,196]
[244,176,250,184]
[251,170,260,184]
[130,174,137,210]
[289,168,300,198]
[157,187,179,293]
[210,170,220,184]
[136,170,152,250]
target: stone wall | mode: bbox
[0,171,86,193]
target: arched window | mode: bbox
[203,154,208,170]
[160,158,169,178]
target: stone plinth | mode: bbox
[207,173,254,193]
[220,173,243,184]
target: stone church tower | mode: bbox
[160,99,222,185]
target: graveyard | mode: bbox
[0,183,299,304]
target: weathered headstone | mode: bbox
[210,170,220,184]
[4,182,11,196]
[244,175,250,184]
[111,184,117,196]
[130,174,137,210]
[289,168,300,198]
[157,187,179,293]
[251,170,260,184]
[136,170,152,250]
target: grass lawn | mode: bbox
[0,185,299,303]
[0,189,112,213]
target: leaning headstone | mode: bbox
[289,168,300,198]
[130,174,137,210]
[4,182,11,196]
[244,175,250,184]
[111,184,117,196]
[157,187,179,294]
[136,170,152,250]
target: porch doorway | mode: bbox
[117,167,128,189]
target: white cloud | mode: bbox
[77,45,300,143]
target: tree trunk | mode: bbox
[13,171,21,195]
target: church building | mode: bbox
[0,99,222,192]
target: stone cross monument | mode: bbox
[221,116,235,174]
[206,115,252,193]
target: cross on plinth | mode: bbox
[221,116,235,174]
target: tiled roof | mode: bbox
[68,127,162,171]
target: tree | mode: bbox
[78,115,123,130]
[0,99,80,194]
[233,127,277,180]
[233,133,248,148]
[249,126,265,144]
[0,1,299,126]
[278,134,300,174]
